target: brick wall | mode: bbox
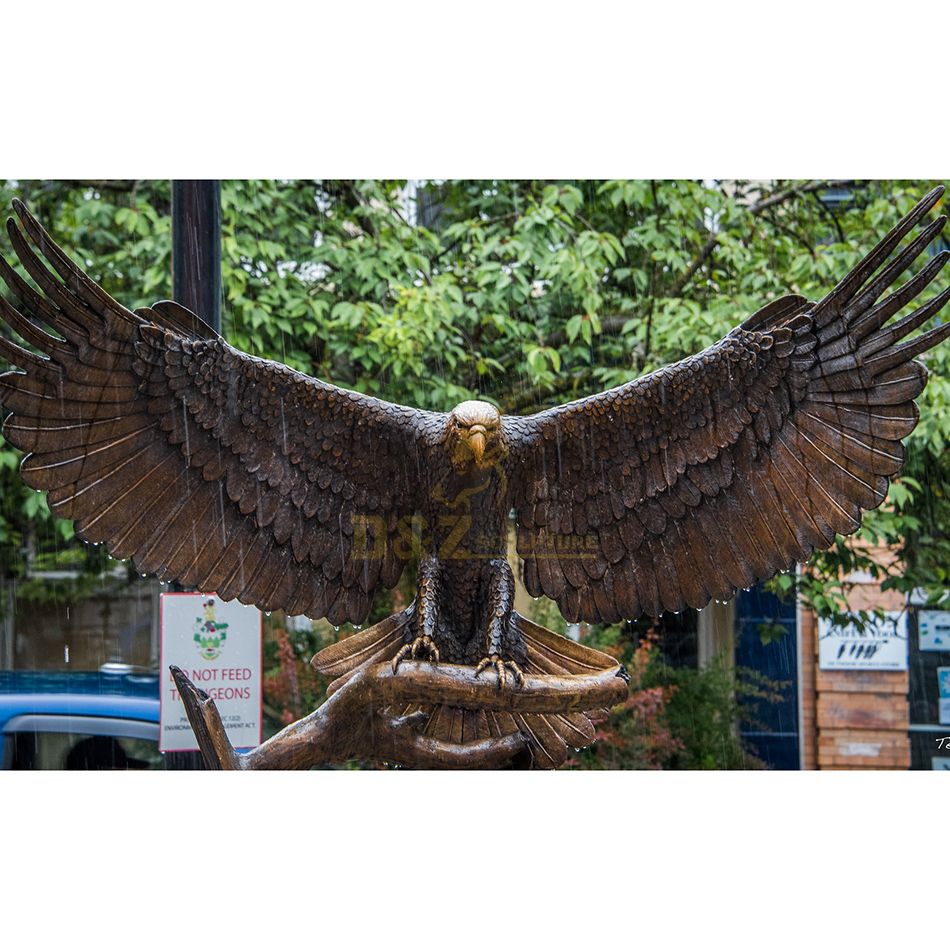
[800,571,910,770]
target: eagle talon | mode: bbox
[474,655,525,690]
[413,635,440,663]
[392,636,440,674]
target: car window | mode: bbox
[3,715,204,769]
[9,730,162,770]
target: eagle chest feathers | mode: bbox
[427,399,511,562]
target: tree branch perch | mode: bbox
[171,659,628,771]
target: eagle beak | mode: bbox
[468,426,487,464]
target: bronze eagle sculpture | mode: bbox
[1,190,949,765]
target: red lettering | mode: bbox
[219,668,253,680]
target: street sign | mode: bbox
[818,611,908,671]
[159,593,262,753]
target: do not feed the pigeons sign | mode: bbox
[159,593,263,753]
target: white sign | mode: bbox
[818,611,908,671]
[160,593,263,753]
[919,611,950,652]
[939,668,950,727]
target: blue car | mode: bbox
[0,667,203,769]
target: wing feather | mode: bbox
[0,200,440,624]
[507,188,950,621]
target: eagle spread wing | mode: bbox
[505,187,950,623]
[0,199,443,625]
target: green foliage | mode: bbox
[261,620,330,736]
[574,625,783,770]
[652,655,781,770]
[1,179,948,626]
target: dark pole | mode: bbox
[172,180,222,335]
[168,182,222,611]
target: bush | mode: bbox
[573,625,785,770]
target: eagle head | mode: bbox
[446,400,505,472]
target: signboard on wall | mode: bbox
[818,611,908,671]
[919,611,950,652]
[939,668,950,727]
[159,593,263,753]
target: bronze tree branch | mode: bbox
[171,659,629,770]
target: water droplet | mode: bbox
[333,626,340,632]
